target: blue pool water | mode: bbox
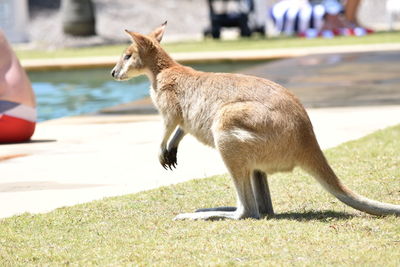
[29,68,149,121]
[29,62,264,121]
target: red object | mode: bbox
[0,114,36,143]
[365,28,374,34]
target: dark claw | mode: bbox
[160,147,178,170]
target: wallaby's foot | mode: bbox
[195,206,274,217]
[174,210,259,221]
[196,206,237,212]
[159,147,178,170]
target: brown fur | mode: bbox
[112,23,400,220]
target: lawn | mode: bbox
[15,31,400,60]
[1,124,399,265]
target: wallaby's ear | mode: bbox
[124,29,134,38]
[124,29,147,48]
[149,21,167,43]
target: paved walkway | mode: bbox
[1,49,400,219]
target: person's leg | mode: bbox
[320,0,346,31]
[344,0,361,25]
[0,31,36,109]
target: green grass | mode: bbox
[1,125,400,266]
[15,31,400,60]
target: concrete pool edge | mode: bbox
[21,43,400,71]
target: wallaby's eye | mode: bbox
[124,54,131,60]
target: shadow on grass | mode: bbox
[271,210,353,221]
[194,207,353,221]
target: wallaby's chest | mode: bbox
[152,83,217,147]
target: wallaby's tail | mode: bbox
[302,150,400,216]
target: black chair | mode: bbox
[204,0,255,39]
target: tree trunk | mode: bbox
[61,0,96,36]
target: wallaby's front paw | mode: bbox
[159,147,178,170]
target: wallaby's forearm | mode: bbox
[159,116,179,169]
[168,127,186,151]
[159,116,179,150]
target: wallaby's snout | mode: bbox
[111,63,123,80]
[111,59,132,81]
[111,57,129,81]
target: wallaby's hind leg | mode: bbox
[252,170,274,216]
[195,171,274,217]
[174,167,260,220]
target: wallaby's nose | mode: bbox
[111,69,116,77]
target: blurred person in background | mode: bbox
[0,31,36,143]
[318,0,368,34]
[270,0,370,37]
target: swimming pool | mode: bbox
[29,61,265,121]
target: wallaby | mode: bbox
[111,22,400,220]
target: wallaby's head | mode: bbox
[111,22,167,81]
